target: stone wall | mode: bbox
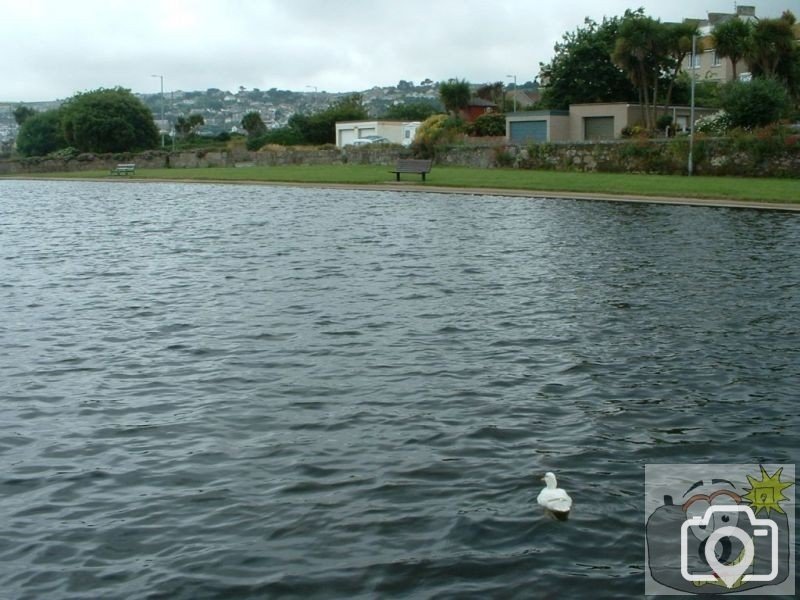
[501,138,800,177]
[1,138,798,177]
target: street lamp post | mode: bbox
[306,85,318,109]
[151,74,165,148]
[506,74,517,112]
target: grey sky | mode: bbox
[2,0,794,102]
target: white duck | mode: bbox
[537,472,573,519]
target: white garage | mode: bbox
[335,121,419,147]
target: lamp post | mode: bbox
[506,74,517,113]
[306,85,318,109]
[688,35,696,177]
[151,74,165,148]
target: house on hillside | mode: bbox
[679,5,800,83]
[505,89,541,111]
[461,98,497,122]
[506,103,717,144]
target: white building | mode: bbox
[335,120,420,147]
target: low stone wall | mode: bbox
[434,137,800,177]
[1,137,797,177]
[0,151,170,174]
[250,144,406,167]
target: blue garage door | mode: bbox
[510,120,547,143]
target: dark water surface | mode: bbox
[1,180,798,599]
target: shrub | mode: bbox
[467,113,506,137]
[410,114,464,157]
[16,110,67,157]
[719,78,791,129]
[694,110,733,135]
[656,114,674,133]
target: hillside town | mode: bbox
[0,80,534,147]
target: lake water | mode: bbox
[1,180,798,599]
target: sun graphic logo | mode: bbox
[743,465,793,516]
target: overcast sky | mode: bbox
[2,0,794,102]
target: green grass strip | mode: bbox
[10,164,800,204]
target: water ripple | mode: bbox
[0,181,798,598]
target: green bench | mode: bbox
[110,163,136,176]
[390,159,432,182]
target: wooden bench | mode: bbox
[390,159,432,182]
[110,163,136,176]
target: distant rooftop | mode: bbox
[686,5,759,35]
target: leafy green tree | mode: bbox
[16,110,67,157]
[719,77,790,128]
[438,79,471,115]
[60,87,159,153]
[290,94,369,145]
[712,17,752,80]
[538,15,637,109]
[240,111,267,137]
[175,114,205,140]
[13,105,36,126]
[383,100,442,121]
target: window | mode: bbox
[691,53,701,69]
[712,50,721,66]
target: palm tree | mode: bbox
[613,12,667,129]
[438,79,471,117]
[663,21,699,111]
[747,12,796,79]
[712,17,751,80]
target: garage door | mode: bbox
[584,116,614,140]
[510,120,547,144]
[339,129,357,146]
[357,128,376,138]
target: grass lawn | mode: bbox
[11,164,800,204]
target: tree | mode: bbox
[438,79,471,115]
[383,100,442,121]
[476,82,505,107]
[13,105,36,126]
[175,114,205,140]
[289,94,369,145]
[613,11,671,129]
[538,15,637,109]
[60,87,159,153]
[712,17,752,80]
[16,110,66,157]
[240,111,267,137]
[719,77,790,128]
[747,11,796,80]
[663,21,699,111]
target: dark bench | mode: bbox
[390,159,432,182]
[110,163,136,176]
